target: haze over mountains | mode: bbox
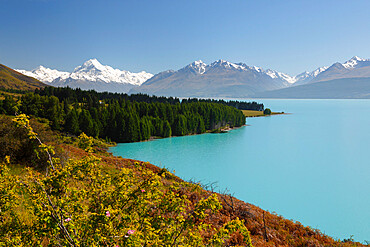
[255,56,370,98]
[16,56,370,98]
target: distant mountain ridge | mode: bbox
[254,77,370,99]
[130,59,295,97]
[130,56,370,98]
[0,64,47,91]
[254,56,370,98]
[17,59,153,93]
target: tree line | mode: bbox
[35,87,264,111]
[0,87,250,142]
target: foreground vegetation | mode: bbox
[1,114,252,246]
[0,114,366,246]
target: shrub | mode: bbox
[263,108,272,115]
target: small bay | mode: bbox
[110,99,370,242]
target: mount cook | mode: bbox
[17,59,153,93]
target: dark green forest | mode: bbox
[0,87,256,143]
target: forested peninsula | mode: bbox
[0,87,263,143]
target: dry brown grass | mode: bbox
[242,110,285,117]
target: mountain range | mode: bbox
[16,56,370,98]
[129,60,295,97]
[16,59,153,93]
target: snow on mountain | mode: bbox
[341,56,370,69]
[68,59,153,85]
[265,69,296,84]
[293,56,370,85]
[294,66,329,84]
[210,59,248,71]
[16,59,153,93]
[130,59,294,97]
[16,66,69,83]
[207,60,295,84]
[182,60,207,74]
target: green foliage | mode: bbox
[163,120,172,138]
[210,218,253,246]
[263,108,272,115]
[9,87,247,143]
[65,108,79,135]
[0,115,53,169]
[0,95,18,115]
[77,132,94,152]
[173,114,187,136]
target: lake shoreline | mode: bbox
[120,124,248,144]
[110,110,288,145]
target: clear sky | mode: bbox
[1,0,370,76]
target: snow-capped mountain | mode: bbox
[255,56,370,99]
[294,66,329,85]
[16,59,153,93]
[293,56,370,85]
[179,60,207,74]
[207,59,295,84]
[130,59,294,97]
[342,56,370,69]
[17,66,69,84]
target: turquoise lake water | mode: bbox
[110,99,370,242]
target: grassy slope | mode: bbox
[0,64,47,91]
[3,116,360,247]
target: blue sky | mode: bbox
[1,0,370,75]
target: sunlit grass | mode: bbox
[242,110,284,117]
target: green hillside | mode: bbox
[0,64,47,91]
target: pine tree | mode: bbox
[163,120,172,138]
[79,109,94,137]
[173,115,187,136]
[64,109,79,135]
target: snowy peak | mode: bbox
[265,69,296,84]
[16,65,69,83]
[70,59,153,85]
[294,66,329,83]
[342,56,370,69]
[16,59,153,87]
[182,60,207,74]
[74,58,106,72]
[293,56,370,85]
[210,59,247,71]
[179,59,295,84]
[132,59,294,97]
